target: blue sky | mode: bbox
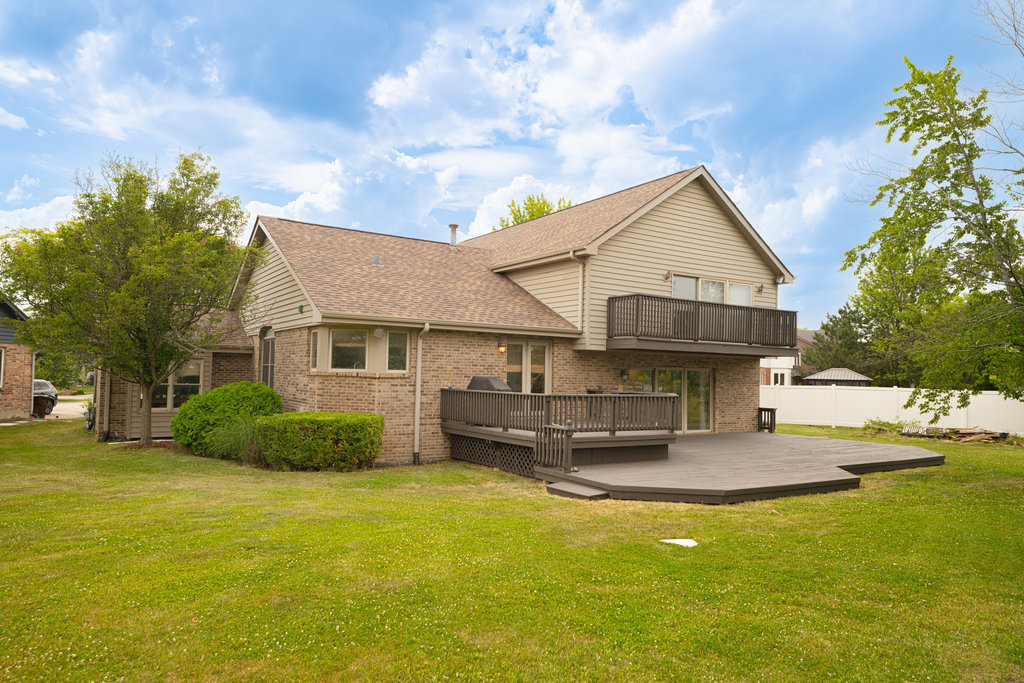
[0,0,1014,328]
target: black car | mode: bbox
[33,379,58,415]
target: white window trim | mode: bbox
[0,347,5,389]
[505,341,551,394]
[329,328,369,371]
[386,330,409,372]
[671,274,755,306]
[310,330,319,370]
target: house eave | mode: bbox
[318,312,581,337]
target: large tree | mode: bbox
[0,153,253,444]
[493,193,573,230]
[844,56,1024,416]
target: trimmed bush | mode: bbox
[171,381,282,459]
[255,412,384,471]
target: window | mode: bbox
[387,331,408,371]
[700,279,725,303]
[506,342,548,393]
[626,367,713,432]
[0,347,5,388]
[139,360,201,410]
[772,372,786,386]
[310,331,319,370]
[262,331,275,387]
[172,361,201,407]
[729,283,752,307]
[672,275,753,306]
[331,329,367,369]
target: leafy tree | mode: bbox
[844,56,1024,416]
[36,350,83,390]
[493,193,573,230]
[803,305,875,379]
[0,153,254,444]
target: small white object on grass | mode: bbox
[661,538,698,547]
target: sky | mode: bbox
[0,0,1016,328]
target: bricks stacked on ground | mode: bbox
[0,343,33,419]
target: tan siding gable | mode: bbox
[244,236,317,334]
[506,261,581,330]
[584,178,780,349]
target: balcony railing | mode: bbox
[440,389,679,435]
[607,294,797,348]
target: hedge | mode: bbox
[254,412,384,471]
[170,381,282,459]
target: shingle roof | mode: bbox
[796,329,820,344]
[462,168,700,265]
[258,217,578,332]
[200,309,252,350]
[803,367,873,382]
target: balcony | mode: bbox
[606,294,798,356]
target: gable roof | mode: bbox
[804,367,872,382]
[462,166,793,282]
[0,297,28,323]
[253,217,578,333]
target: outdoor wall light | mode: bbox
[620,369,629,381]
[497,339,507,353]
[775,273,785,284]
[756,284,764,294]
[373,327,385,339]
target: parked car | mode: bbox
[33,379,58,415]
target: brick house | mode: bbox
[0,297,32,420]
[93,167,798,460]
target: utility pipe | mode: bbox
[412,322,430,465]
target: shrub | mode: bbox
[171,381,282,459]
[255,412,384,471]
[207,417,266,467]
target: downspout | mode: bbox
[412,322,430,465]
[569,250,585,330]
[102,369,111,440]
[29,352,36,418]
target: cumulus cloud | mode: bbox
[4,175,40,204]
[0,194,74,234]
[0,57,59,87]
[467,173,577,237]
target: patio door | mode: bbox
[685,369,713,432]
[506,342,548,393]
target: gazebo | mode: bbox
[802,367,872,387]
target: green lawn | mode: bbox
[1,421,1021,681]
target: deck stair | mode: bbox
[545,481,610,500]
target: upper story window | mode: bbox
[673,275,752,307]
[331,329,367,370]
[387,331,408,371]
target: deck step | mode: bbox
[546,481,610,500]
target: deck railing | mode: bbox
[607,294,797,348]
[440,389,679,435]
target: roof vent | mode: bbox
[449,224,458,250]
[373,255,383,267]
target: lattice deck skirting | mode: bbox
[449,434,535,478]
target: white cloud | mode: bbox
[0,57,58,86]
[467,174,577,237]
[0,106,27,130]
[0,194,74,234]
[4,175,40,204]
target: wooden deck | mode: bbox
[536,432,944,504]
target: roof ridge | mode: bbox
[259,216,490,250]
[462,166,700,243]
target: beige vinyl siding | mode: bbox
[506,261,581,330]
[127,355,212,439]
[584,178,779,350]
[244,237,317,334]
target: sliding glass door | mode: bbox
[631,367,712,433]
[685,369,713,432]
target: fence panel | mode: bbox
[760,385,1024,434]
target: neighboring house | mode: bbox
[0,297,32,419]
[760,329,819,385]
[92,311,254,440]
[802,367,872,387]
[224,166,798,465]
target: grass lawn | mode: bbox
[1,421,1022,680]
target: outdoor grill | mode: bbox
[466,376,514,391]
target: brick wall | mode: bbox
[0,343,33,419]
[211,352,255,388]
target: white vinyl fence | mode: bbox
[760,385,1024,435]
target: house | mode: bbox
[91,312,254,440]
[92,167,799,466]
[760,329,820,385]
[802,367,872,387]
[225,165,797,465]
[0,297,32,419]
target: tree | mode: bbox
[844,56,1024,416]
[36,350,83,390]
[493,193,573,230]
[803,305,875,378]
[0,153,253,444]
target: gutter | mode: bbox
[412,322,430,465]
